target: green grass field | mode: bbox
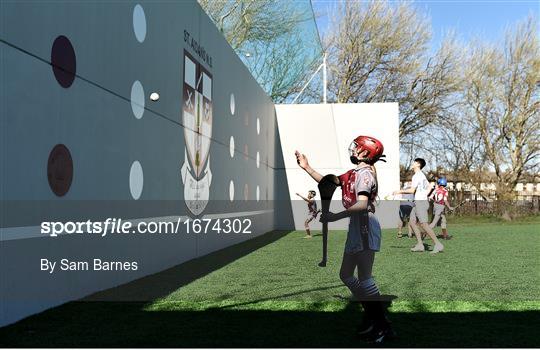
[1,219,539,347]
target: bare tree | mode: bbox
[245,30,322,103]
[324,1,429,103]
[199,0,306,50]
[323,0,462,142]
[463,16,540,201]
[198,0,321,102]
[398,37,463,141]
[436,111,483,176]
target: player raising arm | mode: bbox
[296,190,320,238]
[296,136,395,344]
[394,158,444,254]
[295,151,323,183]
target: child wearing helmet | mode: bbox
[296,190,320,238]
[429,177,454,240]
[295,135,394,344]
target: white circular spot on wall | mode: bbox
[256,151,260,168]
[129,161,144,200]
[131,80,145,119]
[230,93,235,115]
[256,118,260,135]
[133,4,147,43]
[229,136,235,158]
[229,180,235,202]
[256,185,260,202]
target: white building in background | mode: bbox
[276,103,400,229]
[445,181,540,200]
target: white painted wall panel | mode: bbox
[276,103,400,230]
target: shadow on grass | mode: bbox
[214,283,344,309]
[0,301,538,347]
[84,230,292,301]
[2,228,538,347]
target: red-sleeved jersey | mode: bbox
[338,166,378,212]
[308,200,318,215]
[432,186,448,205]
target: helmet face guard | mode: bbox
[348,141,360,164]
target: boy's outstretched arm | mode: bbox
[295,150,323,183]
[295,193,310,202]
[394,186,416,195]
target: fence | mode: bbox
[447,190,540,216]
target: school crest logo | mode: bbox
[180,50,213,215]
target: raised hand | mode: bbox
[295,150,309,170]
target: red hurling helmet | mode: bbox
[348,135,386,164]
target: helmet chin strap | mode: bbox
[350,154,387,165]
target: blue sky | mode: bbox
[311,0,539,48]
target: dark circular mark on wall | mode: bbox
[47,144,73,196]
[51,35,76,88]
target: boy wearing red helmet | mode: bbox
[429,178,454,240]
[295,135,394,344]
